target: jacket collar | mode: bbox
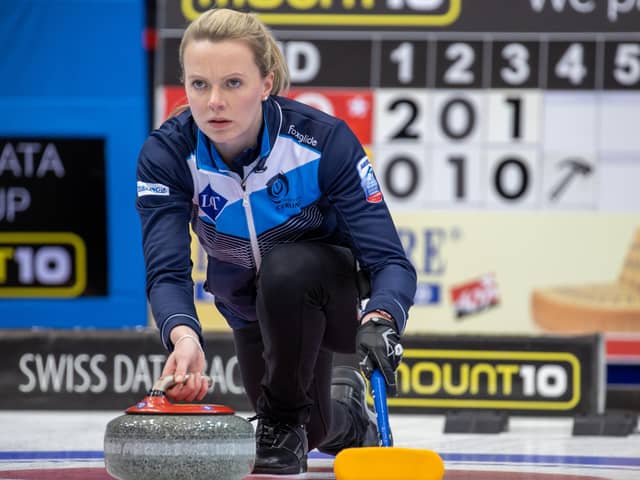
[195,97,281,174]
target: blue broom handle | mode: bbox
[370,369,393,447]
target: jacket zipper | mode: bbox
[241,178,262,270]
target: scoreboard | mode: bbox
[155,0,640,334]
[157,0,640,212]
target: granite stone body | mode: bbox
[104,412,255,480]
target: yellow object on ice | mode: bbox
[334,446,445,480]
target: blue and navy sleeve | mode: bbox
[318,121,417,333]
[136,127,204,351]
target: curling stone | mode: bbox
[104,375,255,480]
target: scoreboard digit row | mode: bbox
[287,88,637,151]
[161,36,640,89]
[373,143,596,210]
[284,37,640,90]
[372,89,636,149]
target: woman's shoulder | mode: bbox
[139,110,197,168]
[142,109,197,158]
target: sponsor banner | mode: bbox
[0,138,107,298]
[391,212,640,336]
[382,334,603,415]
[0,330,250,411]
[160,0,640,31]
[0,330,601,415]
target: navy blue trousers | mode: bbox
[232,242,361,450]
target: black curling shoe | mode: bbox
[252,417,308,474]
[331,366,380,447]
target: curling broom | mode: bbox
[333,370,445,480]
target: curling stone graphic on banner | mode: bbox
[104,375,255,480]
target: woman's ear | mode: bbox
[262,71,275,100]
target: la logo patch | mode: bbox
[199,184,228,220]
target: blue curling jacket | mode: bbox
[136,96,416,350]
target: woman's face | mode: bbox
[183,39,274,161]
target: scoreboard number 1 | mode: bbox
[389,42,415,85]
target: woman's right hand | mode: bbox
[161,326,209,402]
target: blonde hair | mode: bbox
[179,8,290,95]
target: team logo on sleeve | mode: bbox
[356,157,383,203]
[137,181,169,196]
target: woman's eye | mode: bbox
[192,80,206,89]
[226,78,241,88]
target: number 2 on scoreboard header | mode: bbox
[436,41,484,89]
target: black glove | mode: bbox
[356,316,403,396]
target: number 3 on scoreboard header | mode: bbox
[491,41,540,89]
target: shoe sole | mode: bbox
[252,457,308,475]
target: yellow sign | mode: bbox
[0,232,86,297]
[181,0,462,26]
[375,348,581,411]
